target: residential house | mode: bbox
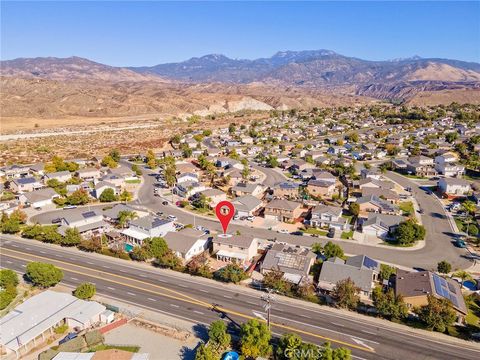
[435,152,465,177]
[19,188,59,208]
[10,177,43,193]
[309,204,348,231]
[0,164,30,179]
[121,216,175,245]
[212,234,258,264]
[232,195,263,218]
[177,172,199,184]
[361,213,405,239]
[260,243,316,284]
[358,178,395,191]
[164,228,210,261]
[307,179,336,199]
[361,187,400,204]
[437,178,471,197]
[356,195,400,217]
[406,156,437,177]
[93,181,118,199]
[318,255,380,300]
[102,203,148,224]
[196,188,227,208]
[360,169,382,180]
[395,270,467,319]
[264,199,303,223]
[0,290,106,358]
[174,181,207,198]
[231,182,265,198]
[272,181,300,199]
[43,171,72,184]
[57,209,106,237]
[76,168,101,181]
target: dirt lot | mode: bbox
[105,322,199,360]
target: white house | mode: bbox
[19,188,59,208]
[309,204,348,231]
[163,228,210,261]
[43,171,72,184]
[10,177,43,193]
[94,181,118,199]
[121,215,175,245]
[435,152,465,177]
[57,209,106,236]
[438,178,471,197]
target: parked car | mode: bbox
[162,201,169,205]
[59,333,78,345]
[455,238,467,248]
[277,229,289,234]
[290,231,303,236]
[63,205,77,209]
[327,228,335,238]
[167,215,178,221]
[246,216,255,222]
[51,217,62,224]
[156,211,164,216]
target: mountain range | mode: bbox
[1,50,479,126]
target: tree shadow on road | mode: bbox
[191,323,209,341]
[430,212,446,219]
[179,345,197,360]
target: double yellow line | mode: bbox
[1,247,375,353]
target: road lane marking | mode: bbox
[193,310,204,315]
[40,251,46,254]
[127,292,136,296]
[352,338,375,352]
[331,322,345,327]
[361,330,377,335]
[148,298,157,302]
[170,304,179,308]
[0,249,374,353]
[107,287,115,290]
[5,260,12,264]
[200,289,209,293]
[71,277,78,281]
[103,266,111,269]
[223,295,232,299]
[87,261,94,265]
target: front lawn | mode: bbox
[89,344,140,353]
[341,230,354,239]
[399,201,414,216]
[303,228,328,236]
[125,179,141,184]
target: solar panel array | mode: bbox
[276,251,307,270]
[432,273,459,308]
[82,211,97,219]
[362,256,379,270]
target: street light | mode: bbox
[261,290,276,330]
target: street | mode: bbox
[1,235,480,360]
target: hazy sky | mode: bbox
[1,1,479,66]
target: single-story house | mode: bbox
[231,182,265,198]
[18,188,59,208]
[164,228,211,261]
[43,171,72,184]
[57,209,106,237]
[121,216,175,245]
[232,195,263,217]
[10,177,43,193]
[261,243,316,284]
[361,213,405,239]
[212,234,258,264]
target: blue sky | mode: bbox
[1,1,479,66]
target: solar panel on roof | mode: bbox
[362,257,378,270]
[82,211,97,218]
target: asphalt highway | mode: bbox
[1,235,480,360]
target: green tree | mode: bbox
[99,188,118,202]
[131,163,142,176]
[266,155,279,168]
[148,237,169,258]
[26,262,63,288]
[118,189,133,202]
[379,264,396,282]
[276,333,303,360]
[61,227,83,246]
[320,342,351,360]
[392,220,425,245]
[118,210,137,228]
[263,268,292,295]
[214,264,248,284]
[437,260,452,274]
[452,270,473,289]
[372,287,408,320]
[0,213,21,234]
[240,319,272,358]
[130,245,151,261]
[348,202,359,217]
[323,241,344,259]
[67,189,90,205]
[415,295,457,332]
[0,284,17,310]
[0,269,19,288]
[332,278,360,310]
[194,343,217,360]
[74,282,96,300]
[208,320,231,353]
[445,132,458,143]
[109,148,121,162]
[101,155,118,168]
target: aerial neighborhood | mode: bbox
[2,104,480,359]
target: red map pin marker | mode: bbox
[215,201,235,234]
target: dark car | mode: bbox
[455,239,467,248]
[162,201,169,206]
[51,217,62,224]
[59,333,78,345]
[290,231,304,236]
[327,228,335,238]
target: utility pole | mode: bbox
[261,290,275,330]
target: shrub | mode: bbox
[25,262,63,288]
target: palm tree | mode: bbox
[461,200,477,236]
[118,210,137,228]
[452,270,473,289]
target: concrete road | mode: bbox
[2,235,479,360]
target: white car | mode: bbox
[277,229,289,234]
[246,216,255,221]
[167,215,178,221]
